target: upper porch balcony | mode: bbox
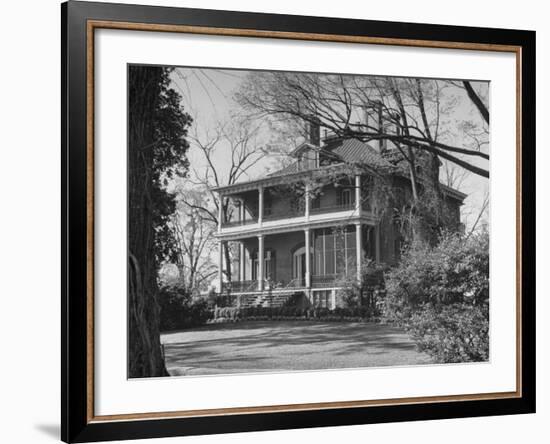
[218,174,374,233]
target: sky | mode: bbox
[169,67,490,231]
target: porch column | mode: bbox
[239,242,245,281]
[305,182,310,220]
[257,234,264,290]
[217,193,224,232]
[304,228,311,288]
[239,199,245,222]
[218,239,224,292]
[355,174,361,216]
[375,224,381,263]
[355,222,362,281]
[258,186,264,225]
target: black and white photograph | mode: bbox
[128,65,490,379]
[0,0,542,442]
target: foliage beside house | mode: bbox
[383,229,490,362]
[158,284,211,331]
[158,228,489,367]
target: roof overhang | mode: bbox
[391,170,468,203]
[210,162,378,196]
[440,183,468,202]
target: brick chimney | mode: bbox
[308,119,321,146]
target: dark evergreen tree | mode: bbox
[128,66,192,378]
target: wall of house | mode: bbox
[239,231,304,285]
[373,175,464,265]
[265,188,303,218]
[313,183,355,209]
[265,232,304,283]
[444,197,462,230]
[235,180,364,223]
[238,189,260,221]
[378,213,399,265]
[228,173,463,278]
[233,224,382,284]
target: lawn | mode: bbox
[161,321,432,376]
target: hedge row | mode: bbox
[212,305,378,321]
[208,315,377,324]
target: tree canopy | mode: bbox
[236,73,489,178]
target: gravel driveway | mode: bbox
[161,321,432,376]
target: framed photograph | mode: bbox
[62,1,535,442]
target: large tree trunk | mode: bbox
[128,66,168,378]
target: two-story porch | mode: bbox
[213,167,388,309]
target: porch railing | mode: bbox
[222,278,307,293]
[220,201,366,229]
[283,278,305,288]
[311,275,339,288]
[263,208,304,221]
[310,202,355,215]
[221,219,257,228]
[222,280,257,293]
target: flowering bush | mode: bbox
[383,229,489,362]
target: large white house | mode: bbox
[211,123,466,309]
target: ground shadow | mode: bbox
[162,321,432,375]
[34,424,59,440]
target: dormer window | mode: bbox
[298,148,319,170]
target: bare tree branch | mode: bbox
[463,81,490,124]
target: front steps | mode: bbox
[238,291,303,308]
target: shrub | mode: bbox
[383,229,489,363]
[335,259,385,319]
[283,293,310,309]
[406,303,489,363]
[209,305,375,323]
[158,284,211,331]
[384,230,489,322]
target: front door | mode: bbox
[293,247,308,286]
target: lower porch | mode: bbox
[216,223,387,309]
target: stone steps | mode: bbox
[239,291,300,308]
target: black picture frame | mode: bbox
[62,1,536,442]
